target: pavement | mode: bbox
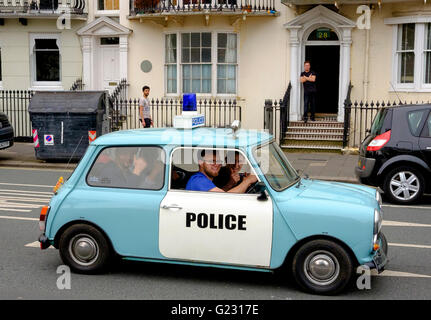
[0,142,359,183]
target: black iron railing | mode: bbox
[264,82,291,144]
[342,82,353,148]
[131,0,276,14]
[108,79,240,131]
[0,90,34,141]
[111,96,241,131]
[70,78,83,91]
[0,0,86,14]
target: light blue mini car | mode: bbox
[39,121,387,295]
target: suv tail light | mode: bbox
[39,206,50,231]
[367,130,391,152]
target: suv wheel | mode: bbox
[383,166,424,204]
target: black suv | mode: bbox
[0,111,14,150]
[356,104,431,204]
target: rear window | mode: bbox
[407,110,428,136]
[87,146,165,190]
[370,109,391,136]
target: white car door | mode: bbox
[159,148,273,268]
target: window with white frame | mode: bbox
[391,21,431,91]
[0,47,2,84]
[165,32,238,96]
[30,34,62,88]
[425,23,431,84]
[217,33,237,94]
[98,0,119,10]
[166,34,177,94]
[396,24,415,84]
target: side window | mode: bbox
[421,111,431,138]
[87,146,165,190]
[170,148,253,192]
[407,110,428,136]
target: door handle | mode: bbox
[161,204,183,210]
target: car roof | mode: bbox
[93,127,273,148]
[382,103,431,110]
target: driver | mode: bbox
[186,149,257,193]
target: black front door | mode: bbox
[304,45,340,114]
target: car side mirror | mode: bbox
[256,182,268,201]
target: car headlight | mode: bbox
[374,208,382,235]
[376,190,382,208]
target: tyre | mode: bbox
[291,239,354,295]
[383,166,424,204]
[59,224,112,274]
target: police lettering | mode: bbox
[186,212,246,231]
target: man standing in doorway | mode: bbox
[139,86,152,128]
[300,61,317,123]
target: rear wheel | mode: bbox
[59,224,111,274]
[383,166,424,204]
[291,239,354,295]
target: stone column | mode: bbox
[338,27,352,122]
[81,36,93,90]
[287,26,302,122]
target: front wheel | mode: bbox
[291,240,354,295]
[59,224,112,274]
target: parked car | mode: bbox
[0,111,14,150]
[356,103,431,204]
[38,113,387,295]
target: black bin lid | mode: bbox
[29,91,106,114]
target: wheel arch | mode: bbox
[53,220,117,255]
[280,235,360,271]
[376,156,431,186]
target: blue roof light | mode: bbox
[183,93,197,112]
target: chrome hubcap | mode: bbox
[69,234,99,266]
[390,171,419,201]
[304,251,340,286]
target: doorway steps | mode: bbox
[280,114,344,153]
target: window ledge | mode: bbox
[95,10,120,17]
[389,87,431,93]
[30,83,64,91]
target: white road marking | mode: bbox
[0,202,44,209]
[0,191,54,198]
[0,215,37,220]
[371,270,431,278]
[382,204,431,210]
[0,189,53,195]
[0,208,32,212]
[383,220,431,228]
[0,182,53,188]
[0,196,49,203]
[25,241,54,249]
[389,242,431,249]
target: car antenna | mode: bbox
[54,135,84,194]
[389,82,403,105]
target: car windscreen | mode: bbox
[253,142,299,191]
